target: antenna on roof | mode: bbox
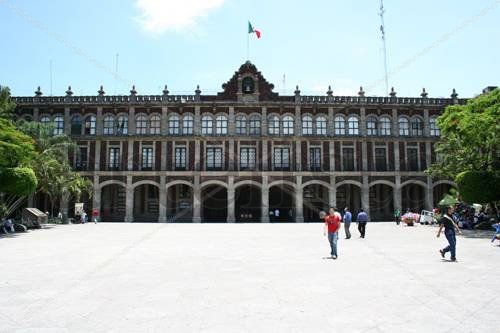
[379,0,389,96]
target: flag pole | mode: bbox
[246,22,250,60]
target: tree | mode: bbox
[427,88,500,211]
[427,88,500,179]
[0,89,38,219]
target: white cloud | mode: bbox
[135,0,225,34]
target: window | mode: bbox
[76,146,88,170]
[367,116,378,136]
[379,116,391,136]
[268,115,280,135]
[240,147,256,170]
[150,115,161,135]
[108,147,120,170]
[309,147,321,171]
[236,115,247,135]
[282,116,294,135]
[40,115,50,124]
[206,147,223,170]
[302,115,313,135]
[103,115,115,135]
[182,115,194,135]
[249,115,261,135]
[53,116,64,135]
[342,147,355,171]
[375,148,387,171]
[316,116,327,135]
[71,115,82,135]
[136,115,148,135]
[117,115,128,135]
[169,114,180,135]
[407,148,419,171]
[202,115,213,135]
[398,117,409,136]
[273,147,290,170]
[347,116,359,135]
[216,115,228,135]
[141,147,154,170]
[84,116,96,135]
[430,117,440,136]
[175,147,187,170]
[334,115,345,135]
[410,118,423,136]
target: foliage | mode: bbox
[427,88,500,179]
[0,86,16,119]
[0,167,37,196]
[455,171,500,204]
[0,119,36,169]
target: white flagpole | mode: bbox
[247,22,250,60]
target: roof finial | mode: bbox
[65,85,73,96]
[98,85,105,96]
[294,85,300,96]
[162,84,169,95]
[195,85,201,95]
[358,86,365,97]
[326,85,333,96]
[389,87,397,97]
[130,85,137,95]
[451,88,458,99]
[420,88,428,98]
[35,86,43,96]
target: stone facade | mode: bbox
[13,62,464,222]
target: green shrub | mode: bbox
[456,171,500,204]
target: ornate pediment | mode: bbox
[217,61,278,102]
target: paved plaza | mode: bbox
[0,223,498,332]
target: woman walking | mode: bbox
[437,206,462,261]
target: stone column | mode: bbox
[194,140,201,171]
[161,106,168,135]
[158,175,167,223]
[328,107,334,136]
[129,107,136,135]
[295,176,304,223]
[361,141,368,171]
[161,141,167,171]
[295,140,302,171]
[294,105,301,136]
[359,107,367,136]
[125,175,133,222]
[227,176,235,223]
[194,106,201,136]
[392,108,398,137]
[228,140,235,171]
[192,175,201,223]
[228,106,235,135]
[329,141,335,171]
[394,140,400,172]
[425,141,432,170]
[261,106,268,135]
[261,175,270,223]
[96,106,103,136]
[127,139,134,171]
[33,107,39,122]
[64,107,71,135]
[329,175,336,208]
[394,175,402,213]
[94,139,101,171]
[92,175,101,221]
[423,109,430,137]
[361,175,370,221]
[426,176,434,211]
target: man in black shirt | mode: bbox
[437,206,462,261]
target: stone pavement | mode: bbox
[0,223,498,333]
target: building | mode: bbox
[12,61,463,222]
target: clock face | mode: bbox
[242,77,255,94]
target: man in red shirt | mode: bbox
[323,207,342,259]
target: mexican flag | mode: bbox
[248,21,261,39]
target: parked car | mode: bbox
[419,210,436,225]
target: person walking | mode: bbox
[343,207,352,239]
[323,207,341,259]
[356,209,368,238]
[437,206,462,261]
[394,209,401,225]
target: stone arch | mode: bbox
[369,183,394,221]
[234,180,262,189]
[432,180,456,188]
[133,182,159,222]
[269,180,297,190]
[368,180,396,188]
[98,180,127,190]
[132,180,160,190]
[100,182,126,222]
[401,180,427,188]
[200,180,228,189]
[235,182,262,222]
[166,180,194,190]
[336,180,362,188]
[301,180,332,190]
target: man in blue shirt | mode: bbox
[356,209,368,238]
[343,207,352,239]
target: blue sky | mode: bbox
[1,0,499,98]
